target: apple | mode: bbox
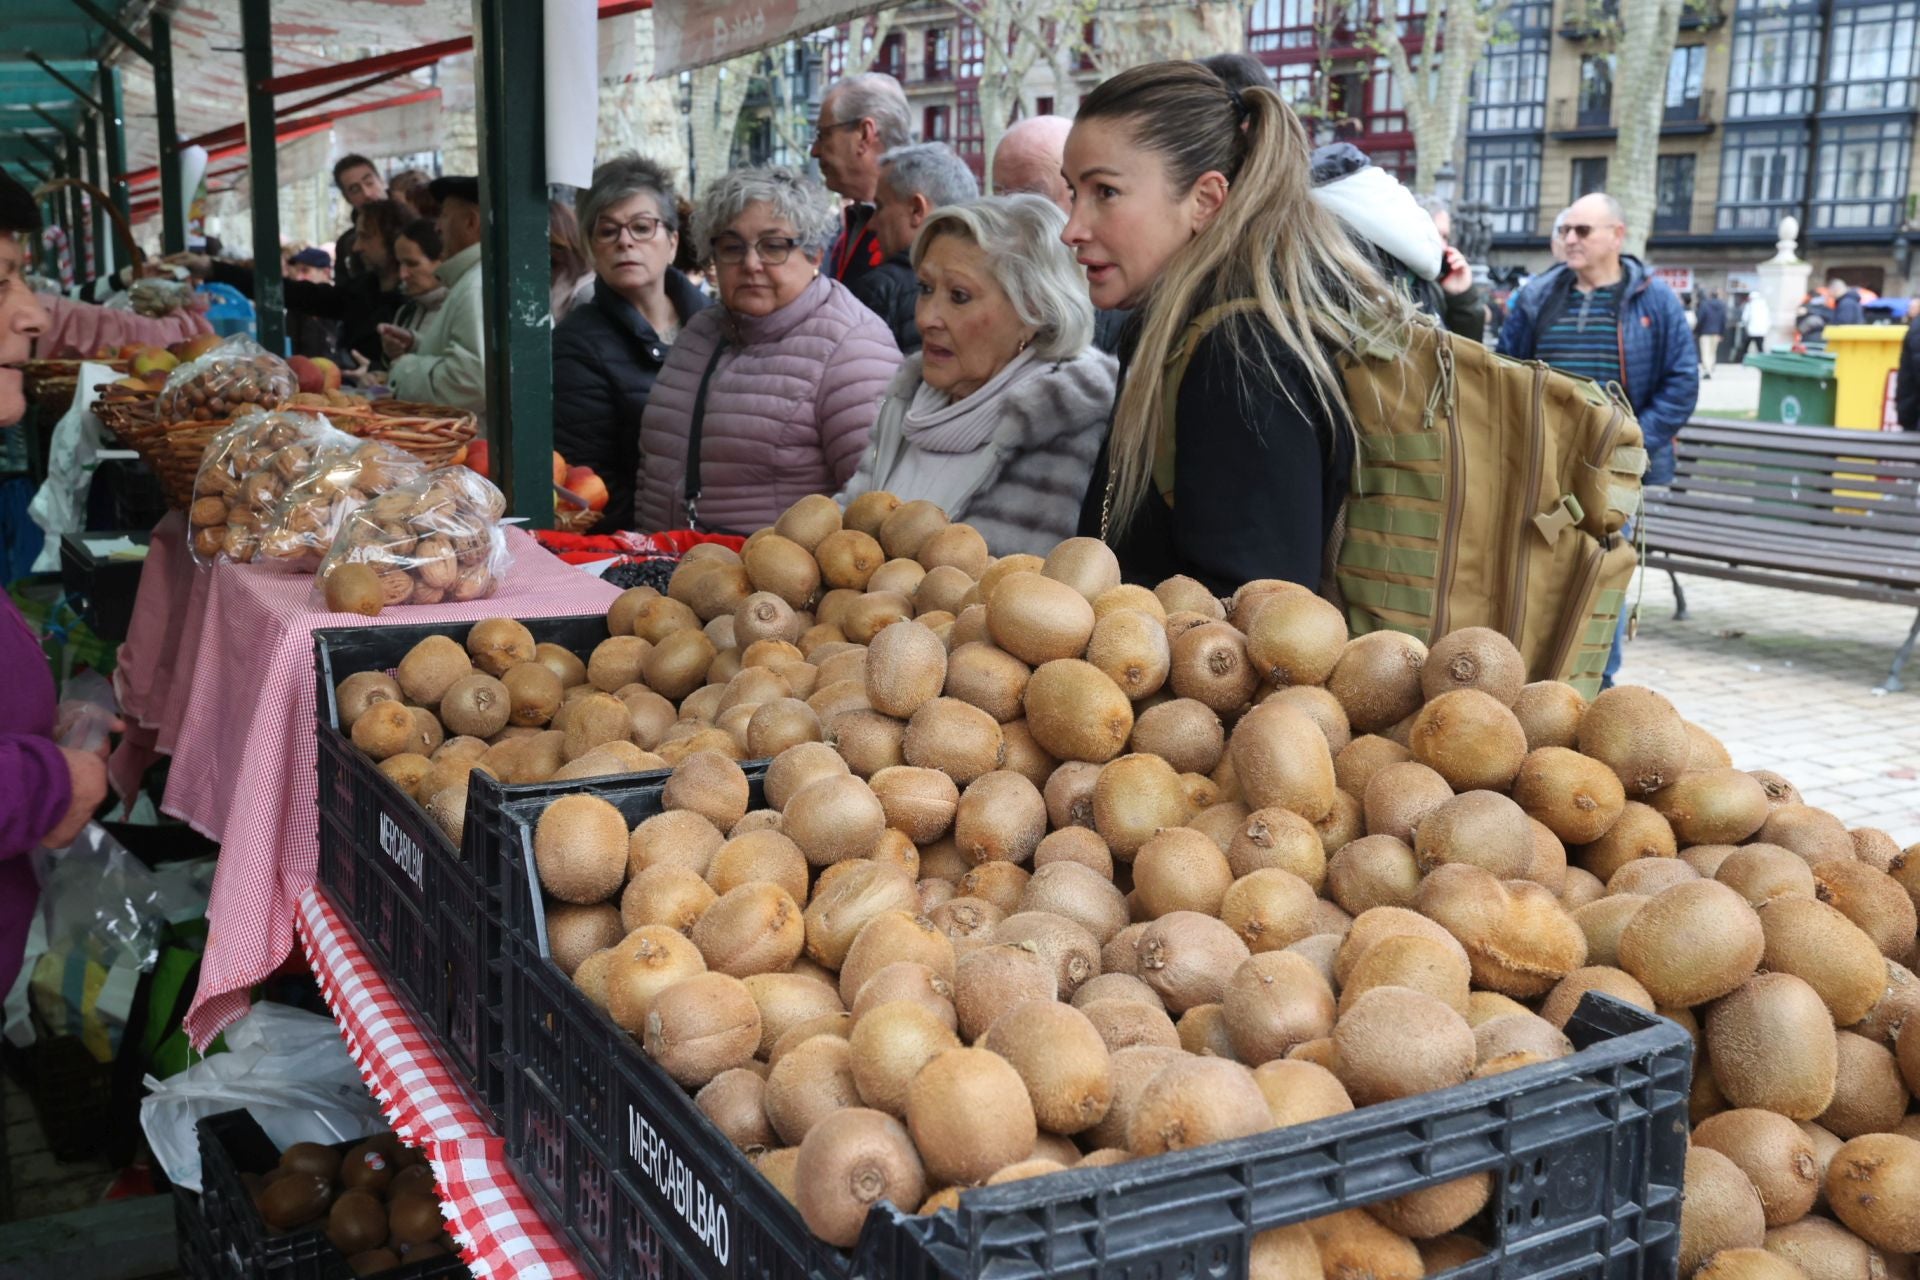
[176,334,222,362]
[552,451,569,487]
[464,439,491,479]
[92,345,120,360]
[564,465,609,512]
[130,348,179,378]
[310,356,341,392]
[287,355,324,395]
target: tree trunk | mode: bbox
[1089,0,1247,76]
[689,53,757,196]
[1612,0,1685,257]
[1372,1,1503,194]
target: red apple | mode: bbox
[552,451,568,487]
[310,356,341,391]
[564,465,609,512]
[287,355,323,395]
[464,439,491,479]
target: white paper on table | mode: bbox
[545,0,600,190]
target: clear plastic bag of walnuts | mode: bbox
[312,465,510,609]
[157,334,297,422]
[187,410,358,566]
[255,439,427,573]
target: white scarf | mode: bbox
[901,349,1042,453]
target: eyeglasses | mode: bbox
[710,235,803,265]
[592,215,668,245]
[812,119,862,145]
[1561,223,1618,241]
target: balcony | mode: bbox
[1560,0,1721,36]
[1549,89,1716,138]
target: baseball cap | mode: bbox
[429,176,480,205]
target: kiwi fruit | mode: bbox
[1125,1055,1272,1156]
[1678,1145,1768,1275]
[906,1046,1037,1184]
[943,643,1032,723]
[603,927,706,1033]
[1846,827,1903,873]
[902,697,1005,784]
[1707,973,1840,1119]
[1361,761,1454,844]
[764,1033,861,1146]
[817,531,887,596]
[696,1067,777,1154]
[1135,911,1252,1013]
[847,1000,960,1117]
[1757,805,1856,865]
[744,972,847,1058]
[1714,845,1817,907]
[378,753,433,795]
[914,564,975,617]
[1332,985,1475,1106]
[1816,1030,1910,1138]
[838,911,955,1004]
[640,630,717,702]
[1412,790,1533,878]
[1692,1109,1823,1228]
[1241,591,1346,687]
[1091,754,1190,861]
[1016,861,1127,946]
[620,864,718,934]
[1024,660,1135,764]
[1219,950,1337,1064]
[1341,932,1473,1018]
[1826,1133,1920,1252]
[1228,703,1336,822]
[1506,747,1626,846]
[1473,1012,1573,1075]
[1418,865,1588,998]
[351,701,417,760]
[1615,879,1763,1007]
[1575,800,1678,882]
[1368,1173,1493,1241]
[1576,685,1691,796]
[1326,632,1427,734]
[1168,622,1259,714]
[1421,627,1525,705]
[545,902,623,977]
[1324,835,1420,916]
[956,861,1030,915]
[437,673,509,740]
[913,523,986,577]
[1537,965,1654,1027]
[1038,537,1120,602]
[323,563,383,616]
[980,1000,1113,1134]
[497,662,563,728]
[689,881,806,976]
[984,571,1096,666]
[628,809,725,878]
[1405,689,1527,792]
[642,971,761,1086]
[825,709,902,779]
[863,620,946,720]
[1126,699,1226,777]
[532,795,628,904]
[632,595,700,644]
[1811,859,1918,959]
[1757,896,1888,1026]
[396,635,472,706]
[1218,867,1320,955]
[1329,737,1410,805]
[1648,768,1771,846]
[783,774,887,867]
[952,770,1047,865]
[336,671,402,728]
[1512,680,1587,751]
[804,860,918,970]
[1084,609,1171,701]
[1132,827,1234,918]
[787,1105,921,1243]
[1763,1215,1893,1280]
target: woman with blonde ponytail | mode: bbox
[1063,60,1416,595]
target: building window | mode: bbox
[1716,122,1809,230]
[1666,45,1706,119]
[874,32,905,81]
[1823,1,1920,113]
[1365,58,1408,133]
[1247,0,1319,52]
[1274,61,1315,107]
[924,105,950,143]
[822,29,849,81]
[1469,10,1550,136]
[1578,55,1614,126]
[1655,154,1696,232]
[1726,3,1818,118]
[958,19,985,80]
[925,28,952,81]
[955,91,984,163]
[1466,136,1543,235]
[1035,96,1054,116]
[1813,117,1914,229]
[1571,156,1609,198]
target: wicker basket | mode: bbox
[154,421,233,509]
[552,505,603,533]
[24,360,125,424]
[343,401,478,467]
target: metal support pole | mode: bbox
[153,12,186,254]
[98,63,130,242]
[472,0,552,524]
[84,115,109,275]
[25,53,106,113]
[240,0,285,354]
[65,136,91,279]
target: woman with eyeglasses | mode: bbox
[635,165,901,534]
[553,156,712,531]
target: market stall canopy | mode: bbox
[652,0,890,73]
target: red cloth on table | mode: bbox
[295,887,584,1278]
[116,527,618,1049]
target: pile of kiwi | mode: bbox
[359,491,1919,1276]
[245,1131,459,1276]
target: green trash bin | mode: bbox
[1749,351,1838,426]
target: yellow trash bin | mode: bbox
[1822,324,1908,430]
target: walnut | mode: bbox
[379,572,416,606]
[414,536,457,589]
[191,525,225,558]
[189,496,229,528]
[376,522,417,557]
[449,569,493,601]
[409,580,446,605]
[201,468,240,499]
[270,445,311,481]
[222,526,258,562]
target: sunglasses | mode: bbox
[1559,223,1618,241]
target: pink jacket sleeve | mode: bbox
[32,294,213,361]
[812,313,900,488]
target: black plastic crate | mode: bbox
[196,1109,472,1280]
[493,780,1692,1280]
[59,530,151,644]
[173,1187,222,1279]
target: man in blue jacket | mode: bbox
[1500,192,1699,686]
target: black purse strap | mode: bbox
[683,339,730,531]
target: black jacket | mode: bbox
[211,259,402,369]
[1897,315,1920,432]
[850,252,919,353]
[551,269,713,531]
[1092,308,1131,355]
[1076,310,1351,597]
[1696,295,1728,336]
[828,204,886,291]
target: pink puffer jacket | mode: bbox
[635,274,900,533]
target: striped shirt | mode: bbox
[1534,283,1624,388]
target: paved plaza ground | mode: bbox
[1617,568,1920,845]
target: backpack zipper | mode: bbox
[1505,363,1549,637]
[1546,536,1610,680]
[1429,336,1463,638]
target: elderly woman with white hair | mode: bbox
[839,194,1117,556]
[636,165,901,533]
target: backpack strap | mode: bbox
[1156,299,1264,505]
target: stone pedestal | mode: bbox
[1756,217,1811,352]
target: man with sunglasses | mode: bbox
[1500,191,1698,687]
[810,73,912,290]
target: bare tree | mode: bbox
[688,51,759,196]
[1609,0,1686,256]
[1084,0,1249,74]
[943,0,1090,189]
[1369,0,1511,194]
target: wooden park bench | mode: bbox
[1642,418,1920,691]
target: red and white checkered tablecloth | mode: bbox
[296,886,585,1280]
[137,527,619,1050]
